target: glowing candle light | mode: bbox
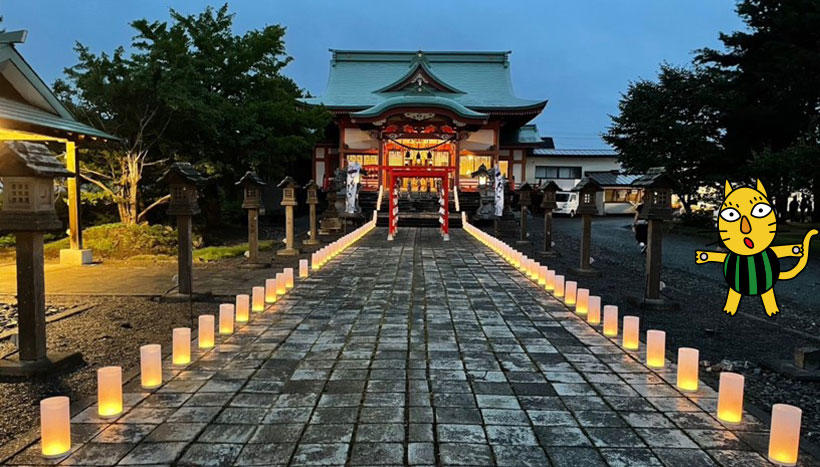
[588,296,601,325]
[646,330,666,368]
[768,404,802,466]
[252,286,265,312]
[97,366,122,418]
[554,275,565,298]
[576,288,589,315]
[140,344,162,389]
[285,268,294,288]
[198,315,215,349]
[716,372,744,424]
[311,253,319,270]
[276,272,287,295]
[265,279,277,303]
[546,270,556,291]
[40,396,70,458]
[538,266,548,286]
[603,305,618,336]
[622,316,640,350]
[172,327,191,365]
[219,303,234,335]
[564,281,577,307]
[235,294,250,323]
[676,347,699,392]
[299,259,309,278]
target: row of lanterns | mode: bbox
[462,213,803,466]
[39,215,377,459]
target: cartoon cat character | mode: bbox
[695,180,817,316]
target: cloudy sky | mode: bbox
[1,1,745,148]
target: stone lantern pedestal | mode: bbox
[237,171,268,269]
[570,177,602,277]
[540,181,560,257]
[277,176,300,256]
[303,180,321,249]
[0,142,83,377]
[516,183,533,246]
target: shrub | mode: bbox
[676,211,715,229]
[43,223,178,260]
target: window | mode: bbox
[534,166,581,180]
[346,154,378,167]
[458,154,493,177]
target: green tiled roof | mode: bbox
[351,95,488,119]
[0,97,118,140]
[302,50,546,114]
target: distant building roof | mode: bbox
[500,123,553,147]
[532,148,618,157]
[586,170,642,187]
[0,32,118,141]
[301,50,546,117]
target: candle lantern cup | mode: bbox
[538,266,548,286]
[265,279,277,303]
[554,275,565,298]
[276,272,287,295]
[299,259,309,278]
[602,305,618,336]
[235,294,250,323]
[252,286,265,312]
[622,316,640,350]
[768,404,802,466]
[646,330,666,368]
[140,344,162,389]
[716,372,744,424]
[172,328,191,365]
[588,296,601,325]
[40,396,71,458]
[219,304,234,335]
[576,288,589,315]
[676,347,699,392]
[97,366,122,418]
[564,281,577,307]
[546,270,556,292]
[198,315,215,349]
[284,268,295,289]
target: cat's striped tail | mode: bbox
[779,229,818,280]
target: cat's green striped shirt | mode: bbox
[722,248,780,296]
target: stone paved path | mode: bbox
[5,227,815,466]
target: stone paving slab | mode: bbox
[5,227,817,466]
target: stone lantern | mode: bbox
[160,162,205,296]
[632,167,676,308]
[571,177,602,276]
[237,171,266,268]
[471,164,495,221]
[0,142,82,376]
[540,181,560,256]
[516,183,533,245]
[303,180,320,248]
[277,176,299,256]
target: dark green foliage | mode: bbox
[42,223,179,259]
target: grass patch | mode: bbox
[42,223,178,260]
[193,240,274,262]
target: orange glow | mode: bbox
[564,281,577,306]
[198,315,215,349]
[284,268,294,289]
[768,404,801,466]
[622,316,639,350]
[575,288,589,315]
[545,270,555,291]
[40,396,71,458]
[276,273,287,295]
[587,296,601,324]
[299,259,309,278]
[676,347,699,392]
[252,286,265,312]
[603,305,618,336]
[97,366,122,418]
[265,279,277,303]
[538,266,548,286]
[554,275,565,298]
[646,330,666,368]
[219,304,234,335]
[172,328,191,365]
[140,344,162,389]
[717,372,744,424]
[235,294,250,323]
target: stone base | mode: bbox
[761,359,820,382]
[59,248,93,265]
[539,250,558,257]
[627,296,679,311]
[238,262,269,269]
[319,218,342,235]
[0,351,84,379]
[276,248,300,257]
[569,267,601,277]
[161,291,214,303]
[302,238,320,247]
[515,240,531,246]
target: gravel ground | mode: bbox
[484,213,820,446]
[1,304,68,332]
[0,296,214,447]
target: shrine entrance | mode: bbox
[386,166,453,241]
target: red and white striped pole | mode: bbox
[388,174,399,241]
[440,179,450,241]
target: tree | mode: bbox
[604,65,732,210]
[56,4,330,225]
